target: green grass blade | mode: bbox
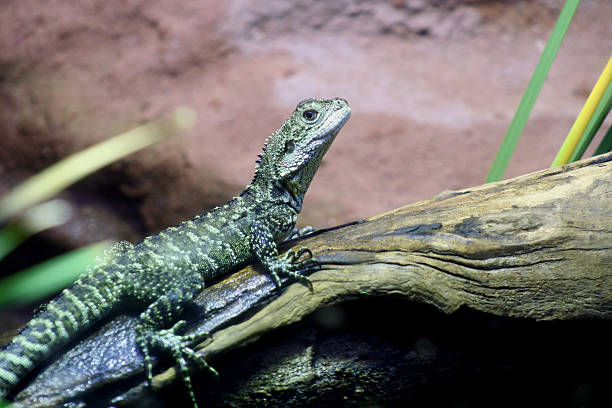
[0,224,25,261]
[0,106,197,223]
[555,57,612,165]
[569,81,612,162]
[0,241,111,308]
[0,200,72,260]
[485,0,580,182]
[593,123,612,156]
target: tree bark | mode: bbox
[12,153,612,407]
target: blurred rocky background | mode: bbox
[0,0,610,264]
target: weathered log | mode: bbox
[11,153,612,407]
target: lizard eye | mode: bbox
[284,139,295,153]
[302,109,319,123]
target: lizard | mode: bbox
[0,97,351,407]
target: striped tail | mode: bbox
[0,273,121,399]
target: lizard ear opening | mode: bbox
[284,139,295,153]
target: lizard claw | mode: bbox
[181,328,213,347]
[283,247,313,264]
[284,226,316,241]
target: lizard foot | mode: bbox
[136,320,217,408]
[268,247,319,290]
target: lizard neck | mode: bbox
[245,176,303,213]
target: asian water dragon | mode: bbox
[0,97,351,407]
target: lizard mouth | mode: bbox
[313,107,351,143]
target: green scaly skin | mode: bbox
[0,97,351,407]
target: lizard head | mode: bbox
[252,97,351,209]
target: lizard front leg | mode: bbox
[135,286,216,408]
[251,219,319,289]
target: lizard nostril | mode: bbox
[334,98,348,109]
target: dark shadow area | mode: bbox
[168,297,612,408]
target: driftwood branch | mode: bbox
[12,153,612,407]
